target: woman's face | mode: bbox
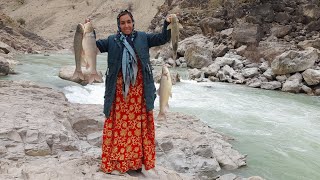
[119,14,133,35]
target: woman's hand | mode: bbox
[166,13,179,23]
[166,14,173,23]
[85,18,91,23]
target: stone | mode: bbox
[271,48,318,75]
[24,141,51,156]
[302,69,320,85]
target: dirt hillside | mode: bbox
[0,0,165,49]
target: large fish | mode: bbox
[71,23,85,81]
[157,65,172,120]
[167,14,183,61]
[82,21,103,84]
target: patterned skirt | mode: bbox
[100,62,156,173]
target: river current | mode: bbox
[2,54,320,180]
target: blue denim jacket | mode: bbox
[96,21,171,117]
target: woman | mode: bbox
[95,10,172,174]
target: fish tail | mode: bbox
[72,70,85,80]
[157,111,166,120]
[88,73,103,84]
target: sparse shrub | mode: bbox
[86,1,90,6]
[17,0,25,5]
[17,18,26,26]
[128,2,133,11]
[72,5,75,9]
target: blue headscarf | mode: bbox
[117,10,138,100]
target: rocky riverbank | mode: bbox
[0,80,264,180]
[150,0,320,96]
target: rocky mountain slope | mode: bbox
[0,0,165,49]
[149,0,320,95]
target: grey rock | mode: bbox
[271,48,318,75]
[261,81,282,90]
[302,69,320,85]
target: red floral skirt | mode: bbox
[100,63,156,173]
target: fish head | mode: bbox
[83,21,94,33]
[76,23,84,34]
[171,14,178,24]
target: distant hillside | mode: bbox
[0,0,165,49]
[0,12,59,53]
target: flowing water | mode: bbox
[2,54,320,180]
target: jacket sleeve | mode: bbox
[96,37,109,53]
[147,20,171,48]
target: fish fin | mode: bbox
[178,23,183,29]
[157,112,166,120]
[80,49,87,67]
[167,24,172,30]
[165,104,169,112]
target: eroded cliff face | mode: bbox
[150,0,320,45]
[0,12,60,54]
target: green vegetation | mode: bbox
[17,0,25,5]
[17,18,26,26]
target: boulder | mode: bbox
[271,48,318,75]
[0,57,9,75]
[302,69,320,85]
[58,66,104,85]
[184,46,213,69]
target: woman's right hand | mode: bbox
[85,18,91,23]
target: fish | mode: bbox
[157,65,172,120]
[167,14,183,61]
[82,21,103,84]
[71,23,85,81]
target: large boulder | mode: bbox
[302,69,320,85]
[282,73,303,93]
[271,48,318,75]
[178,34,214,56]
[258,39,292,62]
[184,46,213,69]
[270,25,292,38]
[59,66,104,85]
[200,17,226,35]
[297,38,320,50]
[0,57,9,75]
[232,23,263,45]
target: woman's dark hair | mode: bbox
[117,9,135,34]
[117,9,134,24]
